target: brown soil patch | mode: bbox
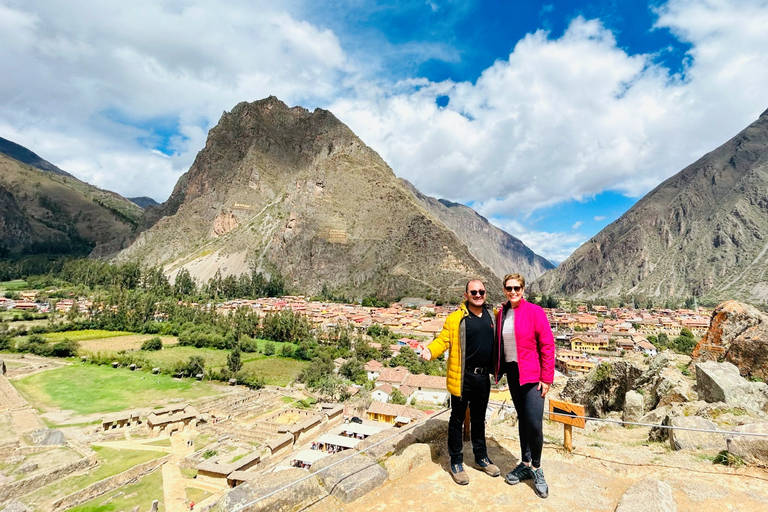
[79,335,178,353]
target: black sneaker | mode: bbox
[475,457,500,477]
[450,462,469,485]
[532,467,549,498]
[504,462,533,485]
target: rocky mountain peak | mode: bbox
[535,107,768,303]
[118,96,553,300]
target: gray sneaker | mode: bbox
[475,457,500,477]
[504,462,533,485]
[450,463,469,485]
[532,467,549,498]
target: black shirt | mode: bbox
[464,307,493,370]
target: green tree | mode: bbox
[186,355,205,377]
[389,388,407,405]
[263,341,276,356]
[227,347,242,373]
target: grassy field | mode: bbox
[0,279,28,292]
[44,330,134,342]
[12,364,225,415]
[241,356,308,386]
[51,459,165,512]
[23,447,164,508]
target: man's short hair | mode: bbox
[465,279,485,292]
[503,273,525,288]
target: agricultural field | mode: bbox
[44,330,135,342]
[12,364,225,415]
[75,334,179,353]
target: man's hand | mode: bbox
[420,348,432,361]
[537,381,550,398]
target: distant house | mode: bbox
[402,373,448,405]
[196,451,261,486]
[376,366,409,387]
[147,403,200,437]
[366,402,425,425]
[371,383,394,403]
[570,335,610,353]
[636,339,658,356]
[364,360,383,381]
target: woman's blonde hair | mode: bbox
[503,273,525,288]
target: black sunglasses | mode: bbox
[469,289,486,296]
[505,285,523,293]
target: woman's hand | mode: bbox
[537,381,550,397]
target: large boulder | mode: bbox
[695,361,768,413]
[635,352,697,410]
[615,479,677,512]
[726,422,768,466]
[384,443,432,480]
[210,468,326,512]
[623,390,645,423]
[560,361,643,417]
[693,300,768,380]
[668,416,726,451]
[310,451,387,503]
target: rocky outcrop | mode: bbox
[727,422,768,466]
[623,390,644,423]
[561,361,643,417]
[668,416,726,451]
[636,353,697,410]
[695,361,768,413]
[211,468,326,512]
[536,107,768,304]
[311,452,388,503]
[693,300,768,381]
[615,479,677,512]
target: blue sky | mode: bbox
[1,0,768,263]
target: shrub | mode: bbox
[51,339,79,357]
[263,341,275,356]
[141,337,163,351]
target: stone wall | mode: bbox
[51,454,172,511]
[0,442,20,461]
[0,454,97,503]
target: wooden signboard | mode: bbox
[548,399,586,451]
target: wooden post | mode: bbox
[564,424,573,451]
[548,399,585,452]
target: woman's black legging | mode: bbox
[503,361,545,468]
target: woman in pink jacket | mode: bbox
[493,273,555,499]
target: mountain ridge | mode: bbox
[535,107,768,304]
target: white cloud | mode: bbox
[572,221,583,230]
[0,0,349,199]
[490,218,587,265]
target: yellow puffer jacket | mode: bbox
[427,302,496,397]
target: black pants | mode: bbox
[448,370,491,465]
[502,361,545,468]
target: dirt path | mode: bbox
[162,462,189,512]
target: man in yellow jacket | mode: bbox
[422,279,500,485]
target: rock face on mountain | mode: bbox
[0,152,142,256]
[693,300,768,381]
[117,96,542,300]
[536,108,768,303]
[128,196,160,209]
[400,179,554,282]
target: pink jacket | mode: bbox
[493,298,555,385]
